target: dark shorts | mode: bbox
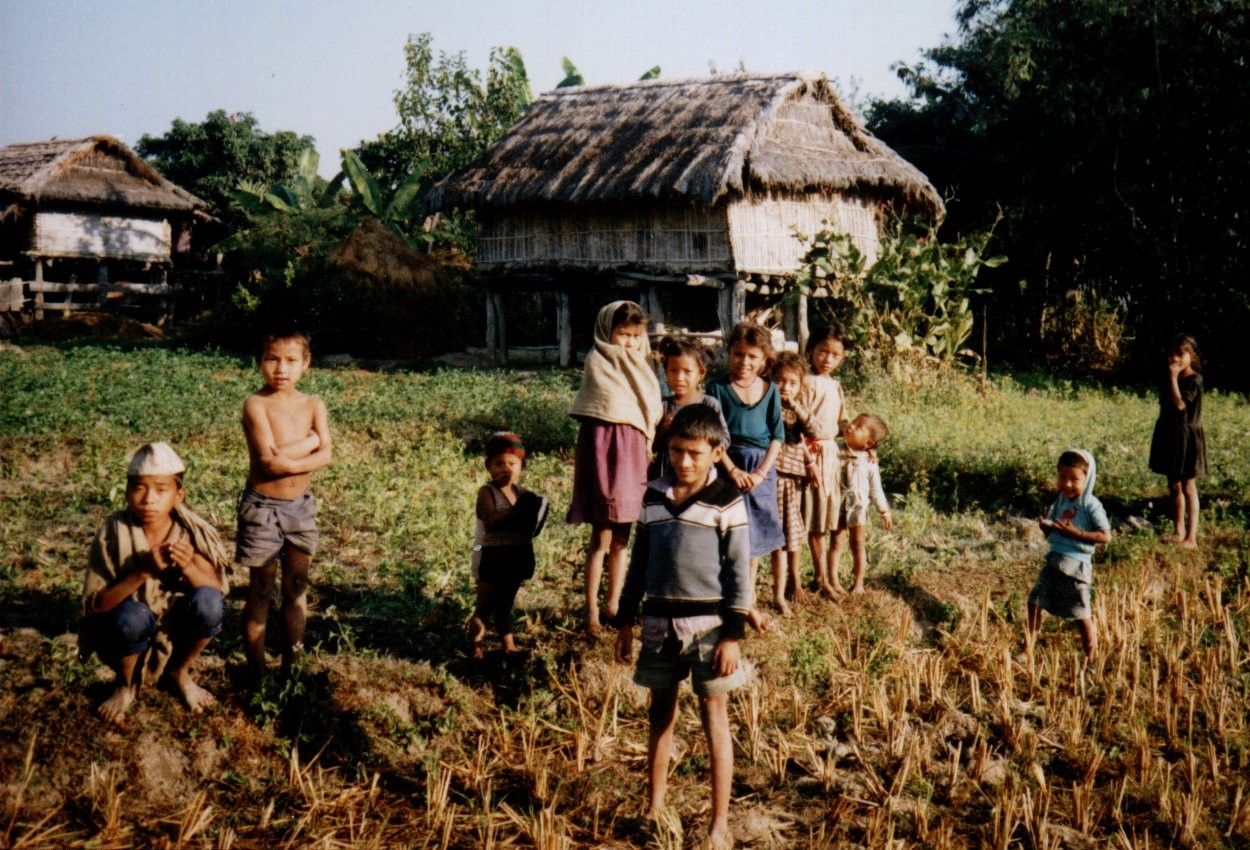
[88,587,225,661]
[1028,555,1092,620]
[236,487,319,567]
[633,622,749,697]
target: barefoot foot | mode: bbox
[97,684,135,726]
[178,678,216,714]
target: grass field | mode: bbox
[1,341,1248,848]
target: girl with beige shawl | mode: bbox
[567,301,662,634]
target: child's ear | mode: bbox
[710,444,725,463]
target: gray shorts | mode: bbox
[236,487,318,567]
[633,621,749,697]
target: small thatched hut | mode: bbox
[428,71,943,364]
[0,135,208,321]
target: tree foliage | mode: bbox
[868,0,1250,383]
[136,110,313,221]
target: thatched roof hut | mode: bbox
[429,72,943,363]
[0,136,209,321]
[0,136,205,222]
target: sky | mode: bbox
[1,0,959,177]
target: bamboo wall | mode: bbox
[726,192,880,274]
[476,206,732,273]
[32,211,171,261]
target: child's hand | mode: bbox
[713,638,740,677]
[881,512,893,531]
[614,627,634,665]
[1168,359,1184,378]
[806,466,820,489]
[163,538,196,572]
[731,468,759,491]
[1038,517,1055,533]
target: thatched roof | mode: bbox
[428,72,943,216]
[0,136,206,219]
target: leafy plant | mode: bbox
[788,219,1003,369]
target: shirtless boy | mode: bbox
[80,442,230,725]
[238,325,332,679]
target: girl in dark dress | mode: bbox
[1148,334,1206,547]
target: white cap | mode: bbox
[127,442,186,477]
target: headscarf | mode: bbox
[1050,447,1097,515]
[569,301,663,442]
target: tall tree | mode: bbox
[137,110,313,220]
[869,0,1250,381]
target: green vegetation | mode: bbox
[2,344,1248,847]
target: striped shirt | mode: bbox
[617,469,751,639]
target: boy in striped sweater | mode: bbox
[614,404,750,849]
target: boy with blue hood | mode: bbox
[1028,449,1111,662]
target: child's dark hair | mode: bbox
[256,320,311,362]
[1057,450,1088,472]
[1168,333,1202,371]
[805,320,850,356]
[772,351,807,383]
[668,404,727,449]
[127,473,185,488]
[610,301,647,331]
[855,413,889,446]
[657,335,713,371]
[484,431,527,466]
[726,322,775,372]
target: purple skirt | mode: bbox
[566,419,649,526]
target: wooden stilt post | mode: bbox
[34,259,44,320]
[646,284,663,334]
[556,290,572,367]
[96,261,109,310]
[492,290,508,365]
[717,287,733,346]
[486,288,498,364]
[731,279,746,326]
[158,266,172,325]
[797,292,809,353]
[783,296,798,346]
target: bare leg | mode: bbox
[98,652,141,726]
[603,523,631,620]
[849,526,868,594]
[470,581,491,658]
[1166,477,1184,541]
[829,529,849,596]
[647,686,680,816]
[243,562,278,680]
[279,546,312,671]
[163,635,215,713]
[1026,602,1043,647]
[1077,617,1097,662]
[584,524,628,634]
[808,531,830,596]
[494,580,523,652]
[700,693,734,847]
[787,549,804,604]
[1181,477,1199,547]
[770,550,791,615]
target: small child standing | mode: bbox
[237,324,333,679]
[1028,449,1111,663]
[80,442,230,725]
[652,335,728,479]
[706,323,785,610]
[469,432,549,658]
[769,352,819,616]
[1148,334,1206,548]
[832,413,893,595]
[567,301,663,634]
[801,322,852,597]
[614,404,750,850]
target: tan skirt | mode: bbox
[803,438,841,534]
